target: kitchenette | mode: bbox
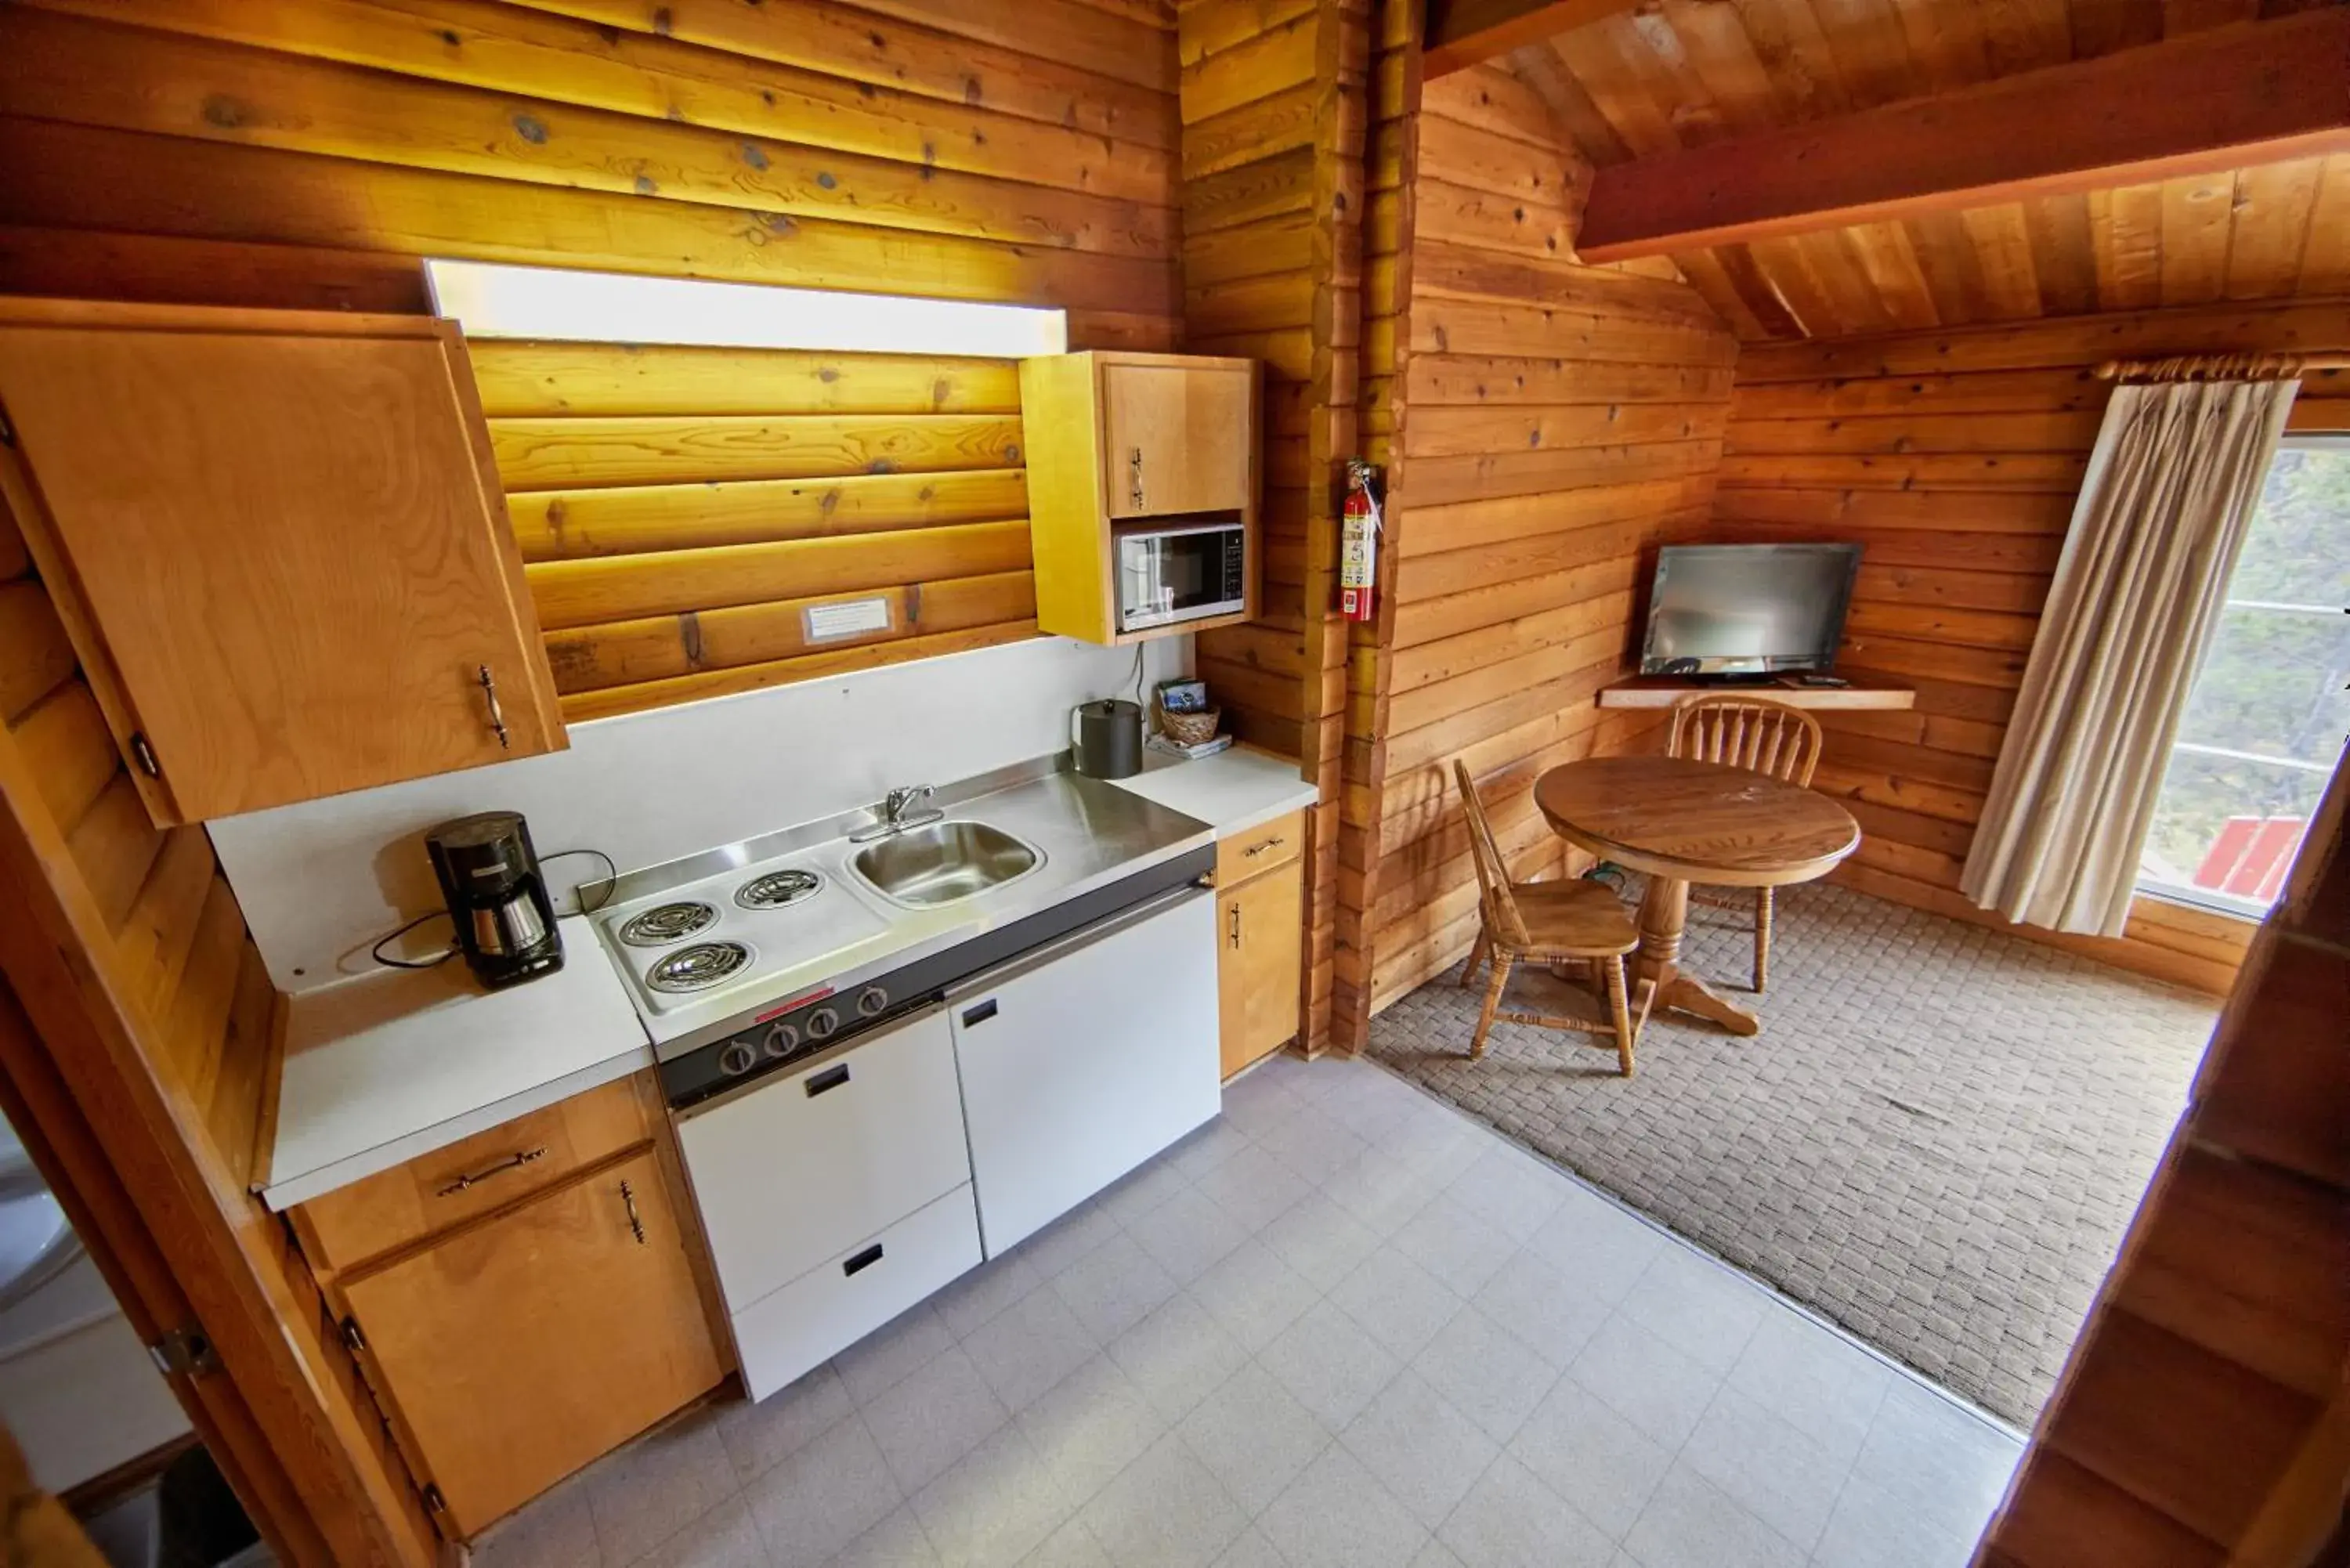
[219,646,1314,1537]
[0,282,1319,1555]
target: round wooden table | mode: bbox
[1534,755,1860,1037]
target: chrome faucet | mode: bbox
[851,784,943,843]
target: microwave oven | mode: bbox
[1114,521,1249,634]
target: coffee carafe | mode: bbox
[426,811,563,988]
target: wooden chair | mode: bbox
[1666,694,1825,992]
[1452,762,1642,1075]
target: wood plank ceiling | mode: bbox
[1509,0,2350,339]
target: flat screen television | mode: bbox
[1638,543,1861,677]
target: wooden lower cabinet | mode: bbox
[300,1080,725,1540]
[1216,818,1305,1079]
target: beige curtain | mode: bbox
[1961,375,2300,936]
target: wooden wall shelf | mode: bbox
[1597,673,1917,710]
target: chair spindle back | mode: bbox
[1667,695,1824,786]
[1453,761,1530,948]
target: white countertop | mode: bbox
[1102,745,1319,836]
[261,916,653,1211]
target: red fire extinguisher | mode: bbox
[1340,458,1382,623]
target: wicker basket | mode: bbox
[1157,703,1221,747]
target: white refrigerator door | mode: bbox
[951,887,1220,1255]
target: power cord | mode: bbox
[543,847,619,914]
[367,846,620,970]
[371,910,456,970]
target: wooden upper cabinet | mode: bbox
[1102,361,1255,518]
[0,299,565,825]
[1021,351,1261,645]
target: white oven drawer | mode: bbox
[731,1185,982,1401]
[675,1006,971,1313]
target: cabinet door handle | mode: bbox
[844,1243,884,1277]
[962,999,998,1028]
[1128,446,1144,510]
[1244,836,1285,858]
[478,663,511,750]
[620,1179,646,1245]
[804,1064,851,1097]
[435,1145,548,1198]
[1229,905,1242,950]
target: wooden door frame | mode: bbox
[0,769,440,1566]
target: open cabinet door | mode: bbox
[0,464,440,1566]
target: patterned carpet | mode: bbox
[1365,880,2221,1424]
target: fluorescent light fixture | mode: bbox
[423,259,1068,357]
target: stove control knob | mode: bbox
[718,1041,758,1077]
[857,985,888,1018]
[763,1022,801,1059]
[807,1006,840,1040]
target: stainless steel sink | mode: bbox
[850,820,1042,909]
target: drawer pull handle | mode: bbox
[620,1179,646,1245]
[436,1146,548,1198]
[844,1244,884,1277]
[1244,836,1286,858]
[962,999,998,1028]
[805,1064,851,1097]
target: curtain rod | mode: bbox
[2092,352,2350,382]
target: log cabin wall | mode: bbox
[0,0,1183,717]
[1335,0,1420,1050]
[1719,298,2350,995]
[1357,66,1739,1021]
[1973,743,2349,1568]
[1176,0,1372,1055]
[468,340,1039,722]
[0,493,438,1565]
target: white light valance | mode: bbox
[422,259,1068,358]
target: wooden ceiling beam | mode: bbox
[1423,0,1642,78]
[1576,8,2350,261]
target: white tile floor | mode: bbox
[476,1054,2023,1568]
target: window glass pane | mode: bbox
[2139,442,2350,912]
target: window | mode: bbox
[2138,435,2350,917]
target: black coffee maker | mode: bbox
[426,811,563,988]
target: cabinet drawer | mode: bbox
[732,1185,982,1401]
[1215,809,1304,887]
[676,1008,970,1313]
[294,1075,656,1276]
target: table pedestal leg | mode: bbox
[1634,875,1761,1038]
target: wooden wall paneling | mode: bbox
[1719,298,2350,992]
[468,339,1047,718]
[0,7,1174,261]
[0,118,1171,318]
[1975,746,2350,1566]
[1177,0,1369,1057]
[0,0,1188,717]
[1348,56,1737,1026]
[27,0,1177,197]
[0,508,436,1565]
[1325,0,1421,1053]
